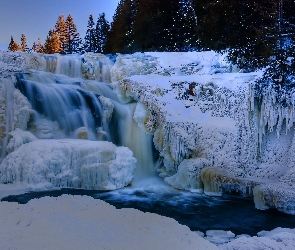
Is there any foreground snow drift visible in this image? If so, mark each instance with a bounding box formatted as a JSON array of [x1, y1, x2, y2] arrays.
[[0, 195, 217, 250], [0, 138, 136, 190]]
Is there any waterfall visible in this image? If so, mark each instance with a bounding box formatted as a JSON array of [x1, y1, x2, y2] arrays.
[[11, 54, 157, 185]]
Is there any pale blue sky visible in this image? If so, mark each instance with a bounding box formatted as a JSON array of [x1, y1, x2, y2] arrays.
[[0, 0, 119, 50]]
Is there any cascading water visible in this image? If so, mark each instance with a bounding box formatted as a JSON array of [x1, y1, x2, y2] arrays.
[[11, 54, 157, 186]]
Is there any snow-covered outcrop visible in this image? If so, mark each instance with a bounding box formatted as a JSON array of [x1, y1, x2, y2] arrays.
[[0, 138, 136, 190], [111, 52, 295, 213]]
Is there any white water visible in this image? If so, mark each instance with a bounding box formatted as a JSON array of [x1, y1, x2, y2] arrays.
[[10, 54, 157, 187]]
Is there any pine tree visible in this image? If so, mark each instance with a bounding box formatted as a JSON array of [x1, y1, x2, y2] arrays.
[[105, 0, 134, 53], [177, 0, 198, 51], [8, 36, 21, 52], [64, 14, 82, 54], [20, 34, 28, 52], [32, 42, 37, 52], [132, 0, 159, 52], [35, 38, 44, 53], [44, 29, 62, 54], [260, 0, 295, 85], [55, 15, 67, 53], [83, 14, 97, 52], [95, 13, 110, 53]]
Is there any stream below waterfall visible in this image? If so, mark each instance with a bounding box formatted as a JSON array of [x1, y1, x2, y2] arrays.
[[3, 187, 295, 237]]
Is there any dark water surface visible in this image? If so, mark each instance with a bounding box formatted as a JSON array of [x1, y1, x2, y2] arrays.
[[2, 188, 295, 236]]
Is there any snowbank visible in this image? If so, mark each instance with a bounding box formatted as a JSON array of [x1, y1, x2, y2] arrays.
[[0, 138, 136, 190], [0, 195, 217, 250]]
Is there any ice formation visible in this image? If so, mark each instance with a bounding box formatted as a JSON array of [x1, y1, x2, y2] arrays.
[[1, 138, 136, 190], [110, 52, 295, 213]]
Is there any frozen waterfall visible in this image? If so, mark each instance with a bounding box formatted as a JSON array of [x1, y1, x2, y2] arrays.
[[0, 53, 156, 190]]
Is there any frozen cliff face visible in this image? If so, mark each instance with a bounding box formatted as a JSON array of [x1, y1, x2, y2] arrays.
[[0, 137, 136, 191], [111, 51, 295, 213]]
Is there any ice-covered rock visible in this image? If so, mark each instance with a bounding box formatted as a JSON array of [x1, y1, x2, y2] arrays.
[[220, 228, 295, 250], [0, 139, 136, 191], [6, 129, 37, 154], [164, 158, 209, 192]]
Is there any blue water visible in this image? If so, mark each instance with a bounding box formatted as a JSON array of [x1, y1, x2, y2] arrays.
[[2, 188, 295, 236]]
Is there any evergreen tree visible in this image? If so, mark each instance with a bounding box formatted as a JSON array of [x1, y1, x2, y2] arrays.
[[32, 42, 37, 52], [132, 0, 159, 52], [95, 13, 110, 53], [177, 0, 198, 51], [105, 0, 134, 53], [44, 29, 62, 54], [8, 36, 21, 52], [20, 34, 28, 52], [259, 0, 295, 85], [55, 15, 67, 53], [35, 38, 44, 53], [83, 14, 97, 52], [64, 14, 82, 54]]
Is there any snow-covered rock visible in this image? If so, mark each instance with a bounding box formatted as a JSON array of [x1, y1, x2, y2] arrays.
[[220, 228, 295, 250], [0, 139, 136, 191]]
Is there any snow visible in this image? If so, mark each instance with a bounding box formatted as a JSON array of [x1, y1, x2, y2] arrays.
[[0, 137, 136, 191], [0, 195, 217, 250], [219, 228, 295, 250]]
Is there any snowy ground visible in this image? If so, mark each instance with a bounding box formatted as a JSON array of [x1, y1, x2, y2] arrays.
[[0, 194, 216, 250]]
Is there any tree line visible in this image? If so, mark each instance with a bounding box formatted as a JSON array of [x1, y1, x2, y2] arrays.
[[7, 0, 295, 85], [9, 13, 110, 54]]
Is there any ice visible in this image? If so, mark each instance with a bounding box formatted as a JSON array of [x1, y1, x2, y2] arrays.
[[220, 228, 295, 250], [6, 128, 37, 154], [205, 230, 235, 245], [0, 139, 136, 191], [164, 158, 209, 192]]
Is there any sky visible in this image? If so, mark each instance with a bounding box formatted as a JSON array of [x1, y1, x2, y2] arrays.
[[0, 0, 120, 51]]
